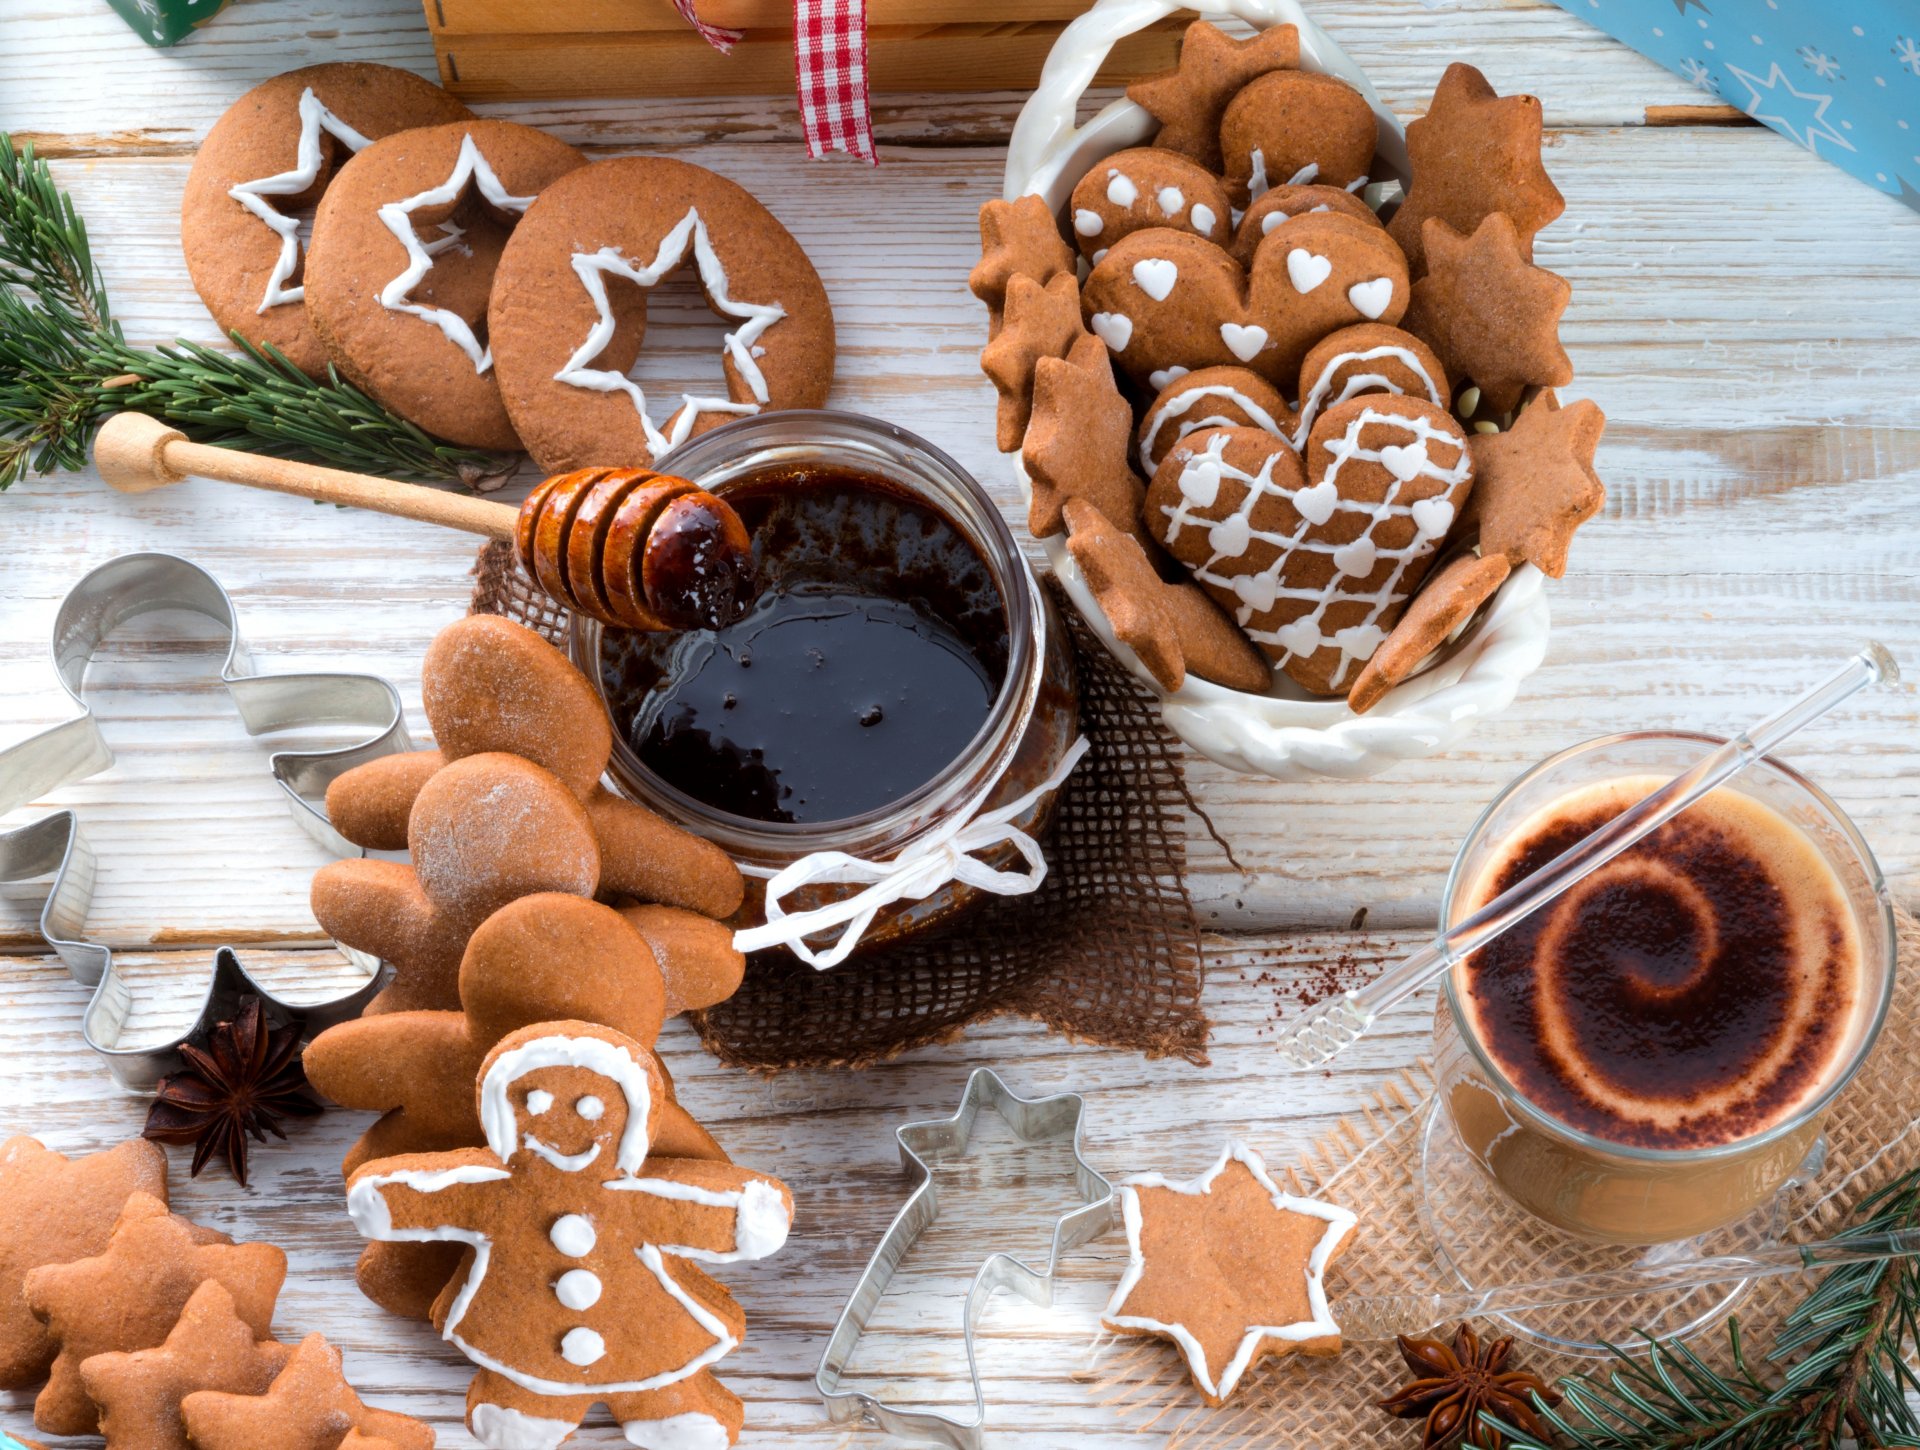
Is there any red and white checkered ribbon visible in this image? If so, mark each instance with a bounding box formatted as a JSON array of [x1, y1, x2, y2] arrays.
[[671, 0, 744, 52], [793, 0, 878, 163]]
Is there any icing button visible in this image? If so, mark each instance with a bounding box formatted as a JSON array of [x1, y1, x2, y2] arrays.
[[550, 1213, 596, 1257], [560, 1326, 607, 1366], [554, 1268, 603, 1311]]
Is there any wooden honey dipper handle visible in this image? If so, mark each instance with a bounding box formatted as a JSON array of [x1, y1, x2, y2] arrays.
[[93, 412, 519, 542]]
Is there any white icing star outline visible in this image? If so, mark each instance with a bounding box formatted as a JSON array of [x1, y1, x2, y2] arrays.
[[1103, 1141, 1355, 1402], [375, 133, 539, 375], [227, 88, 373, 314], [553, 208, 787, 458]]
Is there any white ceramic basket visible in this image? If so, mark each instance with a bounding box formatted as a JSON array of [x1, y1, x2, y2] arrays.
[[1003, 0, 1551, 781]]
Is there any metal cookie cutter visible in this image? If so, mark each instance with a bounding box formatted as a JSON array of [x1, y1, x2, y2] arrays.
[[816, 1068, 1116, 1448], [0, 553, 411, 1091]]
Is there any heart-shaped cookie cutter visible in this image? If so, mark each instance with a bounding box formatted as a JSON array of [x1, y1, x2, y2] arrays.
[[815, 1068, 1116, 1448], [0, 552, 411, 1090]]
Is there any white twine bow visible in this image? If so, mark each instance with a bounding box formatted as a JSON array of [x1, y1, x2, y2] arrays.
[[731, 735, 1091, 970]]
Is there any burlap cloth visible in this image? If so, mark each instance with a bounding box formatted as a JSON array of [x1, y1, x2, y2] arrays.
[[469, 540, 1210, 1071], [1085, 907, 1920, 1447]]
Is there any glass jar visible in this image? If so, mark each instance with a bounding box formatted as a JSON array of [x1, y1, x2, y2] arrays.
[[1434, 732, 1896, 1245], [571, 410, 1079, 956]]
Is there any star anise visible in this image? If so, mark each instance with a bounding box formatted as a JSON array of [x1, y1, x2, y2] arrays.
[[1380, 1323, 1561, 1449], [142, 996, 323, 1188]]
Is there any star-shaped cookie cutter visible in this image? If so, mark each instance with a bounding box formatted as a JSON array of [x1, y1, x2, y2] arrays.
[[815, 1068, 1116, 1449], [0, 552, 411, 1091]]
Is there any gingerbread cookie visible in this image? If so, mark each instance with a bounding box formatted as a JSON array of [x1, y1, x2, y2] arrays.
[[968, 193, 1077, 337], [1103, 1142, 1356, 1406], [78, 1280, 290, 1450], [22, 1194, 284, 1436], [1294, 323, 1450, 442], [1346, 550, 1511, 714], [1068, 148, 1231, 264], [180, 64, 473, 378], [1465, 389, 1606, 577], [618, 903, 746, 1017], [1137, 366, 1295, 477], [347, 1020, 793, 1449], [1146, 396, 1473, 695], [1021, 333, 1149, 544], [1401, 213, 1572, 415], [304, 119, 586, 449], [1388, 62, 1565, 277], [980, 273, 1087, 452], [1126, 22, 1300, 173], [0, 1137, 170, 1390], [489, 156, 835, 473], [1065, 499, 1270, 695], [179, 1333, 433, 1450], [1080, 213, 1409, 393], [1220, 70, 1379, 210], [1229, 184, 1381, 267]]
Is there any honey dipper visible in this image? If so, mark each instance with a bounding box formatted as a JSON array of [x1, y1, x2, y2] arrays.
[[91, 413, 755, 631]]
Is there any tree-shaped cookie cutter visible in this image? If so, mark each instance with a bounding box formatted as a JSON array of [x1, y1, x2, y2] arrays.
[[816, 1068, 1116, 1448], [0, 552, 411, 1091]]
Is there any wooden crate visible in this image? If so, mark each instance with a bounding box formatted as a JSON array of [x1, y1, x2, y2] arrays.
[[421, 0, 1182, 100]]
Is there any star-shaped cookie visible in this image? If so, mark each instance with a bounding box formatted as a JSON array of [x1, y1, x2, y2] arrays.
[[21, 1193, 285, 1436], [1403, 213, 1572, 416], [0, 1136, 168, 1390], [1103, 1142, 1356, 1406], [1022, 333, 1150, 545], [1388, 61, 1565, 277], [967, 194, 1075, 337], [980, 272, 1087, 452], [1466, 389, 1606, 577], [1126, 21, 1301, 172], [1347, 550, 1512, 714], [78, 1280, 290, 1450], [180, 1333, 435, 1450]]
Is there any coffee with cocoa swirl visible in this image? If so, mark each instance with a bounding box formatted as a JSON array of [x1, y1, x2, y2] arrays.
[[1457, 778, 1863, 1151]]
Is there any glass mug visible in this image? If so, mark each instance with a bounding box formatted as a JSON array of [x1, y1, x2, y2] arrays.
[[1433, 733, 1896, 1245]]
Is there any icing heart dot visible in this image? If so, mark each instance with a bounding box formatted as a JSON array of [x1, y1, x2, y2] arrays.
[[1090, 311, 1134, 352], [1234, 572, 1279, 614], [1411, 496, 1456, 538], [1132, 258, 1178, 302], [1149, 365, 1190, 392], [1208, 513, 1253, 558], [1286, 248, 1333, 294], [1378, 441, 1429, 483], [1293, 478, 1339, 527], [1274, 619, 1324, 658], [1191, 203, 1217, 235], [1157, 186, 1184, 216], [1179, 459, 1222, 509], [1106, 171, 1138, 207], [1219, 322, 1268, 362], [1333, 537, 1378, 577], [1347, 277, 1394, 319], [1073, 208, 1103, 237], [1334, 622, 1388, 659]]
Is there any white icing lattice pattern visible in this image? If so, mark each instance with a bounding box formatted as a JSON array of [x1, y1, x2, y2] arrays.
[[1291, 343, 1445, 448]]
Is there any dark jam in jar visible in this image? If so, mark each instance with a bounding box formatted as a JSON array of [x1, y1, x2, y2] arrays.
[[598, 465, 1009, 825]]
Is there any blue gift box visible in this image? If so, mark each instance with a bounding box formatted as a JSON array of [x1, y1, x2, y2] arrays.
[[1547, 0, 1920, 212]]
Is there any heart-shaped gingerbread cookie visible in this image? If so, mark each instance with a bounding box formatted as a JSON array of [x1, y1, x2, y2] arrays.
[[1144, 395, 1473, 695], [1081, 212, 1408, 394]]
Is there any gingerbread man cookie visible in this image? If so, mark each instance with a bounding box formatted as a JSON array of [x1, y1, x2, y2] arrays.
[[1067, 148, 1231, 264], [1220, 70, 1379, 210], [1125, 22, 1300, 173], [347, 1021, 793, 1449], [489, 156, 835, 474], [180, 63, 473, 378]]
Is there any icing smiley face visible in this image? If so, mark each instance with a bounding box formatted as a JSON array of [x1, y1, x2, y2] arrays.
[[1079, 211, 1409, 393], [485, 1037, 657, 1177], [1066, 147, 1232, 264]]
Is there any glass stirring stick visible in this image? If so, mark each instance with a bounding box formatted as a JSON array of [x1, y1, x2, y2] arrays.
[[1334, 1224, 1920, 1342], [1273, 643, 1900, 1071]]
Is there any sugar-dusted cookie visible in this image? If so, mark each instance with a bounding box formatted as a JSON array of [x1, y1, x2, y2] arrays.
[[489, 156, 835, 473], [1103, 1142, 1356, 1406], [1125, 22, 1300, 172], [618, 904, 746, 1017], [1388, 62, 1565, 277], [180, 1334, 433, 1450], [78, 1281, 291, 1450], [1229, 184, 1382, 268], [1081, 213, 1408, 394], [1220, 70, 1378, 210], [1347, 550, 1511, 714], [304, 119, 587, 450], [346, 1020, 793, 1449], [0, 1137, 170, 1391], [1464, 389, 1606, 577], [180, 64, 473, 378], [1022, 333, 1150, 545], [22, 1195, 284, 1436], [1068, 148, 1231, 264], [1136, 366, 1295, 477], [980, 273, 1087, 452], [1402, 213, 1572, 415], [1065, 499, 1270, 695], [968, 193, 1077, 336], [1294, 323, 1450, 441], [1146, 395, 1473, 695]]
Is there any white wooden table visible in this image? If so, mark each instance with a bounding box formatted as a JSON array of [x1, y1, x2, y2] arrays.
[[1, 2, 1916, 1446]]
